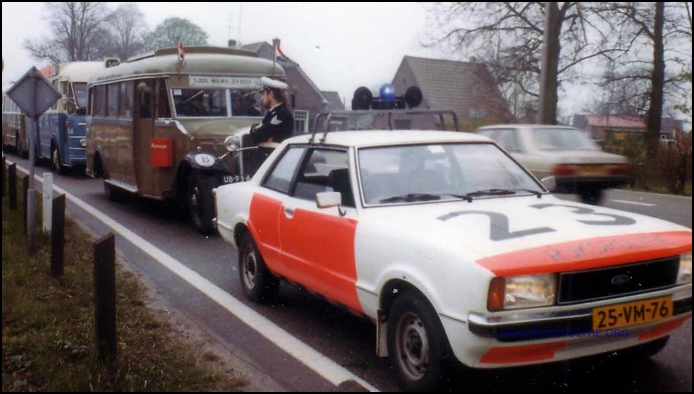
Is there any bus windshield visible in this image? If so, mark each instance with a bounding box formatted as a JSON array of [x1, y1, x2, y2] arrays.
[[172, 88, 263, 118], [73, 83, 88, 108]]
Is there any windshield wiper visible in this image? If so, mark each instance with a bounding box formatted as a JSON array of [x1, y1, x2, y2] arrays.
[[179, 90, 204, 106], [379, 193, 473, 204], [380, 193, 443, 203], [461, 188, 543, 201]]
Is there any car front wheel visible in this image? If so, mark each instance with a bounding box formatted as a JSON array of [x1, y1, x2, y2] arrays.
[[388, 291, 449, 392], [239, 232, 279, 303]]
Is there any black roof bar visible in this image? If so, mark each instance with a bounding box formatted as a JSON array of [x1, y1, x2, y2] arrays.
[[309, 109, 460, 144]]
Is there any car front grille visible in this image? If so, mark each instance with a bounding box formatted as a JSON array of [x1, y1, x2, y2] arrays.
[[558, 257, 680, 304]]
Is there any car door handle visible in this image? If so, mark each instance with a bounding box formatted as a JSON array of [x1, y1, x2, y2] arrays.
[[283, 207, 294, 218]]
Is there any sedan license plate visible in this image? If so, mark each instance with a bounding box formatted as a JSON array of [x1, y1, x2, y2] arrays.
[[592, 296, 673, 330], [223, 174, 251, 184], [579, 165, 608, 175]]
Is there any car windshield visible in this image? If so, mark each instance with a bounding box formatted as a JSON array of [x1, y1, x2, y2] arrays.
[[530, 128, 599, 151], [358, 143, 544, 205]]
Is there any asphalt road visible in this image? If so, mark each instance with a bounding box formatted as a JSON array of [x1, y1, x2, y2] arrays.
[[3, 152, 692, 392]]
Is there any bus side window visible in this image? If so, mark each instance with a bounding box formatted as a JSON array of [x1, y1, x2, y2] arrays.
[[138, 81, 152, 119], [157, 80, 171, 119], [107, 84, 120, 117], [95, 85, 107, 117], [119, 81, 132, 118]]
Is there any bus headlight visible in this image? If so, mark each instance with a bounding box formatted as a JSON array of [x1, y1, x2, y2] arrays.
[[224, 135, 240, 152], [488, 274, 556, 312], [678, 253, 692, 285]]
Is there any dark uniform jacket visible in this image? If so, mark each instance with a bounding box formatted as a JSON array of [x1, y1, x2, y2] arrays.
[[250, 103, 294, 145]]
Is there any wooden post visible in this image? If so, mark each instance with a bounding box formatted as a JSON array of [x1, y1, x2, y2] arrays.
[[1, 155, 5, 197], [8, 163, 17, 210], [22, 175, 29, 236], [94, 233, 117, 362], [50, 194, 65, 277], [43, 173, 53, 233]]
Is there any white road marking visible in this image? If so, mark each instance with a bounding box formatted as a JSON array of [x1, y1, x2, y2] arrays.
[[611, 199, 657, 207], [616, 189, 692, 200], [14, 163, 379, 392]]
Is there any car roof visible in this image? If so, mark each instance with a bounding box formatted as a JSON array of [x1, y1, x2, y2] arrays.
[[285, 130, 493, 148]]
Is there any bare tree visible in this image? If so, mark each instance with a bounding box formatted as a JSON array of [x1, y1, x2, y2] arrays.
[[595, 2, 692, 157], [105, 3, 148, 61], [425, 2, 623, 124], [23, 2, 113, 64]]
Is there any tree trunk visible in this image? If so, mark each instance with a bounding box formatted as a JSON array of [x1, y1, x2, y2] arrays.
[[539, 2, 561, 125], [646, 2, 665, 159]]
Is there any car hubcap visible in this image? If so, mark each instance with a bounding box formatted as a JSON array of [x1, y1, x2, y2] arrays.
[[242, 247, 257, 289], [396, 312, 429, 381]]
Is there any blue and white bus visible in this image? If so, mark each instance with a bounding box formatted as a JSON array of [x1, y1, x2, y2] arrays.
[[35, 62, 105, 174]]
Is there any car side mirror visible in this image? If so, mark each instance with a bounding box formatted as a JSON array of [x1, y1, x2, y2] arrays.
[[316, 191, 346, 216], [541, 176, 557, 192]]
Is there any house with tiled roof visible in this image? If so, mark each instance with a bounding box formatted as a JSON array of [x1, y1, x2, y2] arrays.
[[573, 114, 684, 146], [228, 40, 344, 133], [384, 56, 511, 131]]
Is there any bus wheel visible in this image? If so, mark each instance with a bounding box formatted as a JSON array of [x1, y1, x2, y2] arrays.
[[15, 133, 22, 156], [104, 181, 126, 202], [51, 145, 66, 175], [188, 172, 217, 235]]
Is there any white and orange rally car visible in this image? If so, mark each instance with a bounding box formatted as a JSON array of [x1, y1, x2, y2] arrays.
[[214, 129, 692, 391]]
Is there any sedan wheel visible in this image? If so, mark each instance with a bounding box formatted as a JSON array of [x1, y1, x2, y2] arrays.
[[239, 232, 279, 303], [388, 291, 449, 392]]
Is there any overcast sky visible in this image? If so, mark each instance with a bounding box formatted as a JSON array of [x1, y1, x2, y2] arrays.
[[3, 2, 606, 119]]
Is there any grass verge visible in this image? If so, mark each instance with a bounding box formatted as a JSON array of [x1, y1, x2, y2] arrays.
[[2, 190, 247, 391]]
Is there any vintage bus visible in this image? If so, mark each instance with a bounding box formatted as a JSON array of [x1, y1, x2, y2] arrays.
[[35, 62, 106, 173], [86, 46, 284, 234], [1, 85, 28, 156]]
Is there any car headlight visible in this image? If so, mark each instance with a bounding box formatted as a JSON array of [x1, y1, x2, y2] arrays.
[[678, 252, 692, 285], [224, 135, 240, 152], [488, 274, 556, 312]]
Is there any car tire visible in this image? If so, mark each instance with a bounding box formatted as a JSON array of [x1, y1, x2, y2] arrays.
[[188, 171, 218, 235], [238, 232, 279, 303], [388, 291, 449, 392], [579, 186, 604, 205]]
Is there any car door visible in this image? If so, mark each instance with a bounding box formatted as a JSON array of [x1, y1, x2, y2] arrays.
[[252, 145, 307, 274], [278, 147, 362, 313]]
